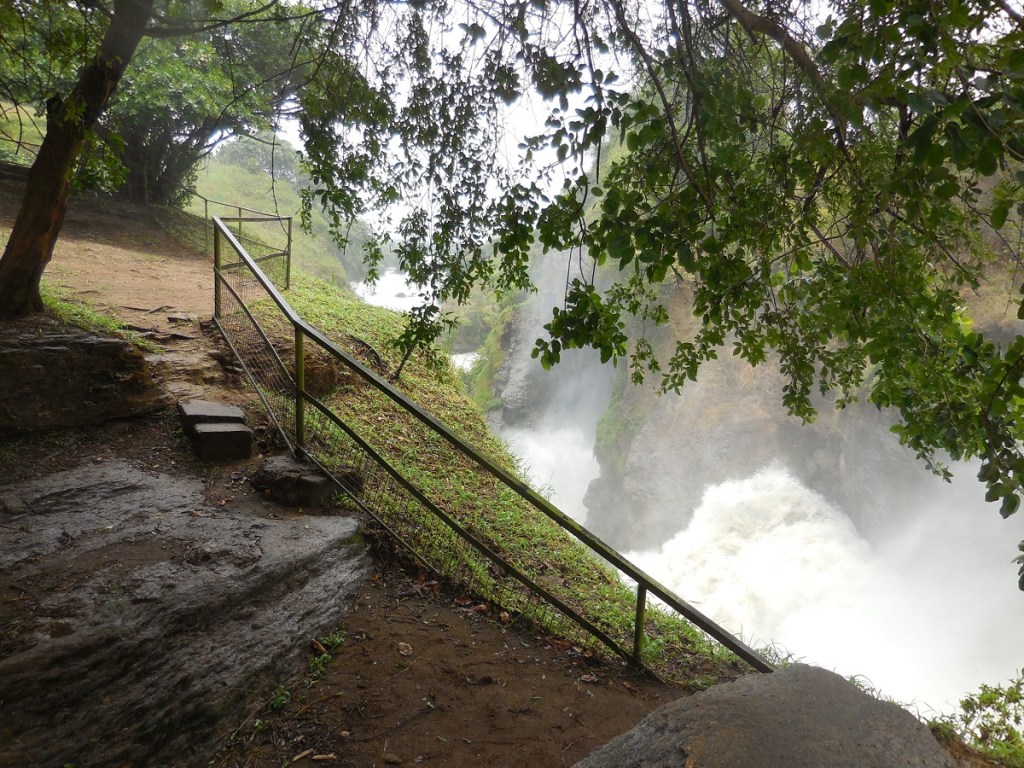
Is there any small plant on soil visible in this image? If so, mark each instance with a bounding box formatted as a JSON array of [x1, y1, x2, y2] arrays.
[[321, 628, 346, 650], [937, 671, 1024, 767], [267, 687, 291, 712]]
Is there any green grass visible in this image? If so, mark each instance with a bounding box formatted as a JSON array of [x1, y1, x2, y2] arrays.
[[0, 102, 43, 166], [40, 281, 160, 353]]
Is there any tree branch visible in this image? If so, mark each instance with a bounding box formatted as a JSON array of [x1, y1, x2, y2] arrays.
[[717, 0, 850, 150]]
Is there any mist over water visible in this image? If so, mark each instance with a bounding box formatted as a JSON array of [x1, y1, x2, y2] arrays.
[[353, 269, 423, 312], [500, 424, 598, 523], [628, 464, 1024, 713], [491, 343, 613, 524]]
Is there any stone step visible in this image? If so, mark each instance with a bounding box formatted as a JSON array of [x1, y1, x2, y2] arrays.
[[192, 422, 253, 462], [178, 399, 252, 462], [177, 399, 247, 434]]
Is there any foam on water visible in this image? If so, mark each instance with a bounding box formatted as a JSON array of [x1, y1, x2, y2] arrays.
[[628, 465, 1024, 714], [353, 269, 424, 312]]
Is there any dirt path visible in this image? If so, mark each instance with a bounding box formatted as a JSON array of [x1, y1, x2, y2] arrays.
[[0, 180, 212, 329]]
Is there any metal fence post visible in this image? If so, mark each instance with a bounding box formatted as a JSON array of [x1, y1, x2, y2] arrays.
[[633, 585, 647, 665], [213, 223, 221, 319], [294, 326, 305, 455], [286, 216, 293, 290]]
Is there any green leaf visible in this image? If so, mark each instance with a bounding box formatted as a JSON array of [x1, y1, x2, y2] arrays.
[[991, 197, 1011, 229], [1000, 493, 1020, 519]]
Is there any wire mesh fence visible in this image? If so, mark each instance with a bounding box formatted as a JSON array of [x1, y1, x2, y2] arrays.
[[181, 195, 292, 288], [211, 216, 773, 682]]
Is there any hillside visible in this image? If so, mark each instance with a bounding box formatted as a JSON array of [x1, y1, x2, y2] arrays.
[[0, 178, 689, 766]]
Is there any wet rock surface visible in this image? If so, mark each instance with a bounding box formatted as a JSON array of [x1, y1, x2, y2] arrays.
[[574, 664, 957, 768], [0, 459, 370, 768]]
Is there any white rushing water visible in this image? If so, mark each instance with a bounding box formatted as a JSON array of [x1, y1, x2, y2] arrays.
[[500, 424, 599, 523], [628, 465, 1024, 714]]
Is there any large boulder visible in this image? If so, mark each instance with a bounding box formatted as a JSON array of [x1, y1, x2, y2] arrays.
[[0, 316, 171, 433], [574, 664, 956, 768]]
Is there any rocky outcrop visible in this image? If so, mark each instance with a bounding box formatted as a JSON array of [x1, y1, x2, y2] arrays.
[[0, 460, 370, 768], [574, 664, 956, 768], [0, 316, 171, 433]]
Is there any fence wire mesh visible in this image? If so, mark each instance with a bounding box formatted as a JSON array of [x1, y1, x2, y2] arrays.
[[212, 218, 772, 682]]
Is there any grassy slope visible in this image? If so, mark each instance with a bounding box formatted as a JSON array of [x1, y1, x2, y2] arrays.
[[190, 159, 360, 288], [250, 272, 741, 689]]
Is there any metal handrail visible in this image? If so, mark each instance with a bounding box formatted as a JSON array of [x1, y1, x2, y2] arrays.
[[192, 193, 288, 219], [185, 199, 292, 289], [212, 215, 773, 675]]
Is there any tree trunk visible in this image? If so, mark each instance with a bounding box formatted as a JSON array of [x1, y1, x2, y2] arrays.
[[0, 0, 153, 316]]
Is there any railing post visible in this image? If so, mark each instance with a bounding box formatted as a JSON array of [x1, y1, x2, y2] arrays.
[[633, 585, 647, 665], [285, 216, 293, 290], [294, 325, 305, 455], [213, 222, 221, 320]]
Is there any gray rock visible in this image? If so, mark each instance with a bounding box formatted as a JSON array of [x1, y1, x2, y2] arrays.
[[251, 454, 339, 508], [178, 398, 247, 432], [0, 460, 370, 767], [573, 664, 955, 768], [0, 316, 171, 434], [193, 421, 253, 461]]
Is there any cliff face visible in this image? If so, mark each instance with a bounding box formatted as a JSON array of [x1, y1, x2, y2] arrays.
[[489, 274, 1023, 553]]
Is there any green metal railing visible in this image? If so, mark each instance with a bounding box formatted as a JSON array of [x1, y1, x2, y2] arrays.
[[211, 215, 773, 678], [181, 194, 292, 288]]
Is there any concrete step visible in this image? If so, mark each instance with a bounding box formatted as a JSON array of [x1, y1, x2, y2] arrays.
[[177, 399, 246, 432], [192, 422, 253, 461], [178, 399, 252, 461]]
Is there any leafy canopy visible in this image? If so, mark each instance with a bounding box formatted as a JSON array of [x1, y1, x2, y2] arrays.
[[296, 0, 1024, 586], [0, 0, 323, 204]]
